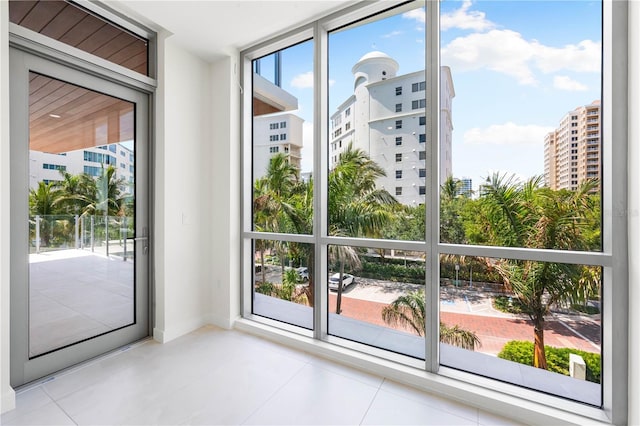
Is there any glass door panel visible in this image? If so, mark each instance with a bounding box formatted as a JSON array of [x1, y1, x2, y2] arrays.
[[28, 72, 136, 357]]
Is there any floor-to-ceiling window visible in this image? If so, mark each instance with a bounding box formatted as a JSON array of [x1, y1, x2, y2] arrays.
[[241, 1, 627, 423]]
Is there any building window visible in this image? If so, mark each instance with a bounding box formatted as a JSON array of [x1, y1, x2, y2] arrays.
[[395, 86, 402, 95], [395, 187, 402, 196], [280, 121, 286, 128], [395, 103, 402, 112], [280, 134, 287, 140], [269, 146, 279, 153], [419, 134, 426, 143], [42, 163, 66, 171], [345, 122, 351, 131], [269, 135, 278, 141], [395, 170, 402, 179], [419, 150, 426, 160], [412, 99, 426, 110], [419, 116, 426, 126], [345, 107, 351, 116], [412, 81, 426, 92], [419, 185, 425, 195], [395, 120, 402, 129], [395, 137, 402, 146], [419, 168, 426, 177], [395, 153, 402, 162]]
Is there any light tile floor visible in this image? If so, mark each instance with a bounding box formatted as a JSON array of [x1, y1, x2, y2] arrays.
[[1, 326, 523, 425]]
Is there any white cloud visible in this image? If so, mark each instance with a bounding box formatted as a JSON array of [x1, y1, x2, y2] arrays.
[[463, 122, 554, 146], [291, 71, 313, 89], [382, 30, 403, 39], [441, 29, 601, 85], [534, 40, 601, 73], [553, 75, 588, 91], [402, 8, 425, 25], [440, 0, 495, 32], [291, 71, 335, 89], [442, 30, 537, 84]]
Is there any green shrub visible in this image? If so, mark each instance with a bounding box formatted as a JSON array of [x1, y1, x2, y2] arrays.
[[360, 258, 426, 284], [492, 295, 527, 314], [571, 304, 600, 315], [498, 340, 601, 384]]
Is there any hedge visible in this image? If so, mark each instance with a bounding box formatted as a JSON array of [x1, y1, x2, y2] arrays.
[[498, 340, 601, 384]]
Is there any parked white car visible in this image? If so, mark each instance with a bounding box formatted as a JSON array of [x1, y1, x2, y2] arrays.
[[328, 273, 355, 291], [296, 267, 309, 281]]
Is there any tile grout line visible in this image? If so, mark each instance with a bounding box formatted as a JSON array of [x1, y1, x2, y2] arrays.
[[40, 385, 78, 426], [238, 359, 312, 425], [358, 375, 386, 425]]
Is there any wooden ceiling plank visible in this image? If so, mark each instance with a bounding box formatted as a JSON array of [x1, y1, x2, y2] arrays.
[[30, 87, 87, 121], [120, 51, 148, 70], [30, 98, 133, 142], [92, 33, 139, 61], [59, 14, 107, 48], [40, 4, 88, 40], [76, 24, 121, 53], [29, 78, 67, 105], [107, 40, 146, 66], [30, 99, 131, 141], [31, 106, 134, 153], [8, 1, 38, 25], [19, 0, 67, 33]]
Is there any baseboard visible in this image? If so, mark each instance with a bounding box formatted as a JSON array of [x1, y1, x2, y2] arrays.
[[152, 317, 208, 343], [206, 313, 239, 330], [0, 386, 16, 414]]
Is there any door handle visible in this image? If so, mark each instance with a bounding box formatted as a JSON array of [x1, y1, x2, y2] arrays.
[[126, 236, 149, 254]]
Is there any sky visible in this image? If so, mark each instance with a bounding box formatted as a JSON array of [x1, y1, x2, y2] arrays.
[[256, 0, 602, 192]]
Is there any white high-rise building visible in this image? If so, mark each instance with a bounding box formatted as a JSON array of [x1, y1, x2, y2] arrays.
[[29, 143, 135, 194], [252, 113, 304, 179], [329, 51, 455, 205]]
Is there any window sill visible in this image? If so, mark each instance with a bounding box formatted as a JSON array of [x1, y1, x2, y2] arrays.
[[234, 317, 612, 426]]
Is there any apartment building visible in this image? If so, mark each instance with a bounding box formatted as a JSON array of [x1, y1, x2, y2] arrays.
[[252, 113, 304, 179], [329, 51, 454, 205], [29, 143, 135, 192], [544, 100, 601, 192]]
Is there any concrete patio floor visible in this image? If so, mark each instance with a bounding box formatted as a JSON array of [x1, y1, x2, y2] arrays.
[[29, 249, 134, 357]]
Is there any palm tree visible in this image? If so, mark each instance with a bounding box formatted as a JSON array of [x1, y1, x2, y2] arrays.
[[328, 144, 398, 238], [382, 290, 481, 350], [82, 165, 126, 217], [328, 242, 362, 314], [29, 181, 62, 248], [473, 173, 596, 368], [52, 171, 96, 216]]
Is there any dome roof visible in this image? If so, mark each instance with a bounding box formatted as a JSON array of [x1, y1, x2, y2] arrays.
[[356, 51, 393, 62]]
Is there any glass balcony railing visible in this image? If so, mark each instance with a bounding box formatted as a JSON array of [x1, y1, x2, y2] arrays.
[[30, 214, 134, 259]]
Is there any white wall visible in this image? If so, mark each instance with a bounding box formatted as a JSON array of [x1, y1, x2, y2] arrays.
[[153, 36, 215, 342], [0, 0, 16, 414], [209, 54, 241, 329]]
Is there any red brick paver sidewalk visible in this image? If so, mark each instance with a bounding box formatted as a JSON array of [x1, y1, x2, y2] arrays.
[[329, 293, 600, 355]]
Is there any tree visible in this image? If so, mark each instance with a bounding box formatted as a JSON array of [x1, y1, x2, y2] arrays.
[[440, 177, 468, 244], [327, 144, 397, 313], [382, 289, 481, 350], [52, 171, 97, 216], [471, 173, 597, 368], [82, 165, 127, 217], [29, 181, 62, 248], [328, 242, 362, 314]]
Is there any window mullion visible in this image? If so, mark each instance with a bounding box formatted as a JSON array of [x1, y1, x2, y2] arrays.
[[314, 21, 329, 340], [425, 0, 440, 373]]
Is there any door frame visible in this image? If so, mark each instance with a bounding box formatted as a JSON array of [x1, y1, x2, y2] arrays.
[[9, 44, 153, 387]]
